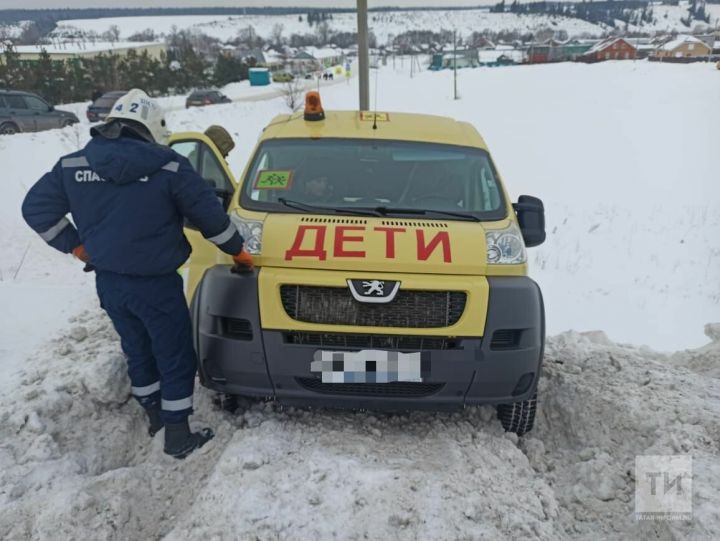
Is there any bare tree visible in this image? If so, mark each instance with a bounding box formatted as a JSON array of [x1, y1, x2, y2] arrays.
[[128, 28, 157, 42], [17, 23, 42, 45], [237, 25, 263, 49], [281, 77, 304, 111], [270, 23, 285, 48], [316, 21, 331, 45], [534, 27, 555, 43], [102, 25, 121, 44]]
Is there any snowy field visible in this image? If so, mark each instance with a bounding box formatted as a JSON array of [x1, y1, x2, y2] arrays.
[[0, 21, 31, 39], [0, 61, 718, 539], [55, 10, 607, 43], [52, 4, 720, 44]]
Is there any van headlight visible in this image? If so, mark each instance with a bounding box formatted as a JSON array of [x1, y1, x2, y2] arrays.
[[231, 213, 264, 255], [486, 223, 527, 264]]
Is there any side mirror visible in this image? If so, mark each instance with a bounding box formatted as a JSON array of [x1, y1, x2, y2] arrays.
[[513, 195, 546, 248]]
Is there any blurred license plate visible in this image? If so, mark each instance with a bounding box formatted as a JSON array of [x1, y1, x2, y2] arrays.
[[311, 350, 425, 383]]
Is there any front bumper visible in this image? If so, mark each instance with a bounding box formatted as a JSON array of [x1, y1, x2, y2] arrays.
[[192, 266, 544, 410]]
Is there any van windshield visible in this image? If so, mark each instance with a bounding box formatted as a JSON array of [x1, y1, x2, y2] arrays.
[[241, 138, 507, 221]]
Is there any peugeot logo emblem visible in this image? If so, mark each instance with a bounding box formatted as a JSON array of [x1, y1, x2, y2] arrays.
[[347, 279, 401, 304]]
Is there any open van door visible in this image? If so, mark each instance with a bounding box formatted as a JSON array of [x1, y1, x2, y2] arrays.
[[169, 131, 238, 301]]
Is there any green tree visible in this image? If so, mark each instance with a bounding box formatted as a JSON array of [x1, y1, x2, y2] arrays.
[[0, 45, 25, 89], [29, 50, 65, 103], [64, 57, 93, 102], [214, 53, 243, 87]]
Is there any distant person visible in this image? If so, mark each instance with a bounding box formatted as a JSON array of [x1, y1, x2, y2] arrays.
[[21, 89, 254, 459], [91, 88, 103, 102]]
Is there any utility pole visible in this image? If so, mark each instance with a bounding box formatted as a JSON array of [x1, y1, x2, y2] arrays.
[[453, 30, 459, 100], [357, 0, 370, 111]]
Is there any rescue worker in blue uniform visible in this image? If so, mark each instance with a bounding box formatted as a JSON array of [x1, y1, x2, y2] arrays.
[[21, 89, 254, 459]]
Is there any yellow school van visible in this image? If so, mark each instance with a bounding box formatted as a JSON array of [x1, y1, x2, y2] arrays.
[[169, 93, 546, 435]]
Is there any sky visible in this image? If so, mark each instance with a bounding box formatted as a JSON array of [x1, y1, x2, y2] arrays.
[[0, 0, 486, 8]]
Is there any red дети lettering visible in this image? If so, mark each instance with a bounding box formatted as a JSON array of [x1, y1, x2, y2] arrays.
[[334, 226, 366, 257], [285, 226, 452, 263], [416, 230, 452, 263], [284, 225, 328, 261], [373, 227, 406, 259]]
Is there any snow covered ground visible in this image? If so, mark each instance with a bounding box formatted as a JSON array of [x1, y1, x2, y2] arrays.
[[11, 40, 161, 54], [52, 3, 720, 45], [55, 9, 608, 43], [0, 60, 718, 539], [637, 4, 720, 34], [0, 22, 31, 39]]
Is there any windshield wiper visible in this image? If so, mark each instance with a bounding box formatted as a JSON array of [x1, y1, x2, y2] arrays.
[[278, 198, 382, 217], [372, 207, 481, 222]]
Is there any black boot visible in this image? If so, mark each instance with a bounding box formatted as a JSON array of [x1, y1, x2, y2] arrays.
[[163, 419, 214, 459], [146, 406, 164, 437]]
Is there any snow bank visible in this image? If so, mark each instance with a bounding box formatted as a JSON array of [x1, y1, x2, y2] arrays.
[[668, 323, 720, 378], [0, 124, 97, 395], [0, 310, 718, 539]]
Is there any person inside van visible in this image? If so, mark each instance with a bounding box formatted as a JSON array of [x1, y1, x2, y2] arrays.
[[298, 171, 334, 204]]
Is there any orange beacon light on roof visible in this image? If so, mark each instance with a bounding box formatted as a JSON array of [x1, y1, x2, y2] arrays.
[[304, 91, 325, 121]]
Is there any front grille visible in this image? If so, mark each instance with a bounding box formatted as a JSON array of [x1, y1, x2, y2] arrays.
[[280, 286, 466, 328], [284, 331, 460, 350], [296, 377, 444, 398]]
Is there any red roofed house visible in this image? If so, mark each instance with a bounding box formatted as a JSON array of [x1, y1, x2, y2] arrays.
[[580, 38, 637, 62]]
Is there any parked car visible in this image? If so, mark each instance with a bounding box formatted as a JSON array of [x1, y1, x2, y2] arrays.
[[0, 90, 79, 135], [186, 89, 232, 108], [272, 72, 295, 83], [86, 91, 127, 123]]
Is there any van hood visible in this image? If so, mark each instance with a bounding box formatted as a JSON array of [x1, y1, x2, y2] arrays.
[[258, 214, 490, 275]]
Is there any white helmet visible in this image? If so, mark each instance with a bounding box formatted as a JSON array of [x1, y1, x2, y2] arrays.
[[105, 88, 171, 145]]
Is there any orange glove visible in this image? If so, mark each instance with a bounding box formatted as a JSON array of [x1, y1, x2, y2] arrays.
[[72, 245, 90, 263], [231, 250, 254, 273]]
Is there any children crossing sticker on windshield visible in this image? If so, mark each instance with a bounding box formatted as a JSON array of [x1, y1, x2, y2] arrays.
[[254, 170, 294, 190]]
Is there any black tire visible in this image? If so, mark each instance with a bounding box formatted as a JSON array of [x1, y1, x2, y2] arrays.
[[497, 392, 537, 436], [0, 122, 19, 135], [61, 119, 75, 128]]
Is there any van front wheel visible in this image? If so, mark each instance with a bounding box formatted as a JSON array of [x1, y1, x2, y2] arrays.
[[496, 392, 537, 436]]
